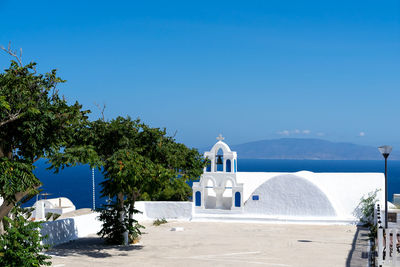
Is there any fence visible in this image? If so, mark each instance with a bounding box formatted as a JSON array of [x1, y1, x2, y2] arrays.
[[376, 203, 400, 267]]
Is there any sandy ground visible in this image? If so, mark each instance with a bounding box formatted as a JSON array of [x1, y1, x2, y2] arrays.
[[47, 221, 364, 267]]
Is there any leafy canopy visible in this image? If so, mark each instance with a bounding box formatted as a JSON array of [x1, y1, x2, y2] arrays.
[[50, 116, 205, 245], [51, 116, 205, 201], [0, 60, 88, 205]]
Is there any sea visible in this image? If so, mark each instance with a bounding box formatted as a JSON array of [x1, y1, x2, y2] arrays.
[[24, 159, 400, 209]]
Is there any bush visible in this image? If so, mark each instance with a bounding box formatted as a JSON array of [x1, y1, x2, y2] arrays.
[[0, 207, 51, 267], [153, 218, 168, 226], [358, 189, 380, 228], [97, 201, 144, 245], [45, 212, 60, 221], [356, 189, 380, 265]]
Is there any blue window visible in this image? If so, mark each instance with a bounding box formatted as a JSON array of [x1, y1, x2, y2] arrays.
[[195, 191, 201, 206], [235, 192, 241, 207], [234, 159, 237, 173], [252, 195, 259, 201], [226, 159, 231, 172]]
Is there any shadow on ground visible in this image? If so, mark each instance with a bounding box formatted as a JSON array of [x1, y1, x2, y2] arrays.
[[345, 226, 370, 267], [46, 236, 143, 258]]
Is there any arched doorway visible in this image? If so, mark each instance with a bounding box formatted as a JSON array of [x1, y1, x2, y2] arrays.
[[221, 179, 233, 209], [205, 178, 216, 209]]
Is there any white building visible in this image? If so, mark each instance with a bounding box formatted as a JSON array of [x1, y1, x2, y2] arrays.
[[193, 136, 385, 222], [32, 197, 76, 221]]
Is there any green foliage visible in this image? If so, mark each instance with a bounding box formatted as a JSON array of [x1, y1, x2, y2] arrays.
[[356, 189, 380, 250], [0, 158, 39, 203], [97, 201, 144, 245], [0, 207, 51, 267], [45, 212, 53, 221], [52, 213, 60, 221], [153, 218, 167, 226], [0, 59, 88, 207], [51, 116, 205, 244], [0, 57, 86, 265], [50, 116, 206, 201], [44, 212, 60, 221], [358, 189, 380, 227]]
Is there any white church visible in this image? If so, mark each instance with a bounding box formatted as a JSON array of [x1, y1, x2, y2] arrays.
[[192, 135, 385, 222]]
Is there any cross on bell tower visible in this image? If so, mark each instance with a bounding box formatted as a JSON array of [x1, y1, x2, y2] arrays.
[[216, 134, 224, 141]]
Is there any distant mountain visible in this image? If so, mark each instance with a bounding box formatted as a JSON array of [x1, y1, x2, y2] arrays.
[[203, 138, 400, 160]]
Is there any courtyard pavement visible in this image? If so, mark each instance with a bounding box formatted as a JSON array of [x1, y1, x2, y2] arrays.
[[47, 221, 369, 267]]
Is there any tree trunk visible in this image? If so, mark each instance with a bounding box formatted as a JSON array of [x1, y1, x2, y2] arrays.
[[129, 193, 137, 221], [117, 192, 128, 245], [0, 201, 15, 235], [0, 188, 38, 235]]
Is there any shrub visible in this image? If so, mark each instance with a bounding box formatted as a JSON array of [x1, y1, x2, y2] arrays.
[[358, 189, 380, 228], [0, 207, 51, 267], [97, 201, 144, 245], [153, 218, 168, 226], [45, 212, 61, 221]]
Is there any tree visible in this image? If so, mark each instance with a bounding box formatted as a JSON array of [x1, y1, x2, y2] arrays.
[[51, 116, 205, 244], [0, 48, 88, 233]]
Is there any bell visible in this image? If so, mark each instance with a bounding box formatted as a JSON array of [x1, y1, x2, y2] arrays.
[[216, 155, 223, 165]]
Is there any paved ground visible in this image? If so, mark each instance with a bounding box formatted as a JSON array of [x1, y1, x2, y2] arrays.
[[47, 221, 368, 267]]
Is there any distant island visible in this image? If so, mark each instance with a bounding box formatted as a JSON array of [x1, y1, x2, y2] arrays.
[[201, 138, 400, 160]]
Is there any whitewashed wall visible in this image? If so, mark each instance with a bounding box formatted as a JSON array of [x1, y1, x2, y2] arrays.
[[237, 171, 384, 220], [40, 202, 192, 246], [244, 174, 337, 216], [40, 218, 77, 246], [134, 201, 192, 220], [41, 212, 102, 246]]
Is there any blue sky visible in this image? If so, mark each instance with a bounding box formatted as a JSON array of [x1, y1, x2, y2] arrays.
[[0, 0, 399, 149]]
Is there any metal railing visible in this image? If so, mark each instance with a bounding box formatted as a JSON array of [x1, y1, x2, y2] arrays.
[[376, 203, 400, 267]]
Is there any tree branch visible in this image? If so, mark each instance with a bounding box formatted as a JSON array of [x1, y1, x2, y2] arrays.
[[94, 102, 106, 121], [1, 42, 23, 67], [0, 186, 40, 224], [0, 112, 21, 127]]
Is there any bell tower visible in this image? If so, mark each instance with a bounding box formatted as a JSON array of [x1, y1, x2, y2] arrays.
[[192, 135, 243, 212], [203, 134, 237, 173]]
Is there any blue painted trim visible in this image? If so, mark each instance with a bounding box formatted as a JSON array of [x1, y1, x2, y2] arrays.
[[195, 191, 201, 206], [235, 192, 241, 207], [226, 159, 231, 172]]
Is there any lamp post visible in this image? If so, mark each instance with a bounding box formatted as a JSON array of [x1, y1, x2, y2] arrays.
[[378, 145, 392, 229]]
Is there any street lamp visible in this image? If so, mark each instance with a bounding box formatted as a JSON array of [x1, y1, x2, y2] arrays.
[[378, 145, 392, 229]]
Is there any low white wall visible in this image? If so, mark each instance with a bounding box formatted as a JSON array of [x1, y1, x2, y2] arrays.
[[74, 212, 103, 237], [135, 201, 192, 220], [40, 218, 77, 246], [41, 212, 102, 246], [40, 202, 192, 246]]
